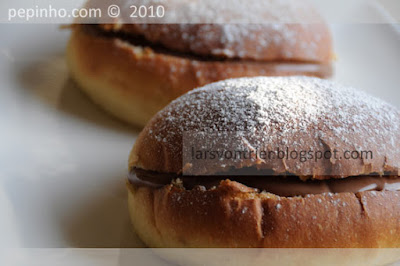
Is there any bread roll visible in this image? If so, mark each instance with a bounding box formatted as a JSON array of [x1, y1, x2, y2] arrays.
[[128, 77, 400, 253], [67, 0, 333, 127]]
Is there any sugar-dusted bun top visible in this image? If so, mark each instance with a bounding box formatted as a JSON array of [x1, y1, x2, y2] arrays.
[[93, 0, 332, 62], [130, 76, 400, 179]]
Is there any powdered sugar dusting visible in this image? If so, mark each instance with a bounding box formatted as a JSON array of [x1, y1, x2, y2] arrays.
[[112, 0, 328, 60], [118, 0, 320, 23], [146, 76, 400, 177], [165, 76, 398, 136]]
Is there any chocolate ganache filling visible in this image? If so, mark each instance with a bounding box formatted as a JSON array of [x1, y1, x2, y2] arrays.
[[129, 168, 400, 197], [80, 24, 332, 77]]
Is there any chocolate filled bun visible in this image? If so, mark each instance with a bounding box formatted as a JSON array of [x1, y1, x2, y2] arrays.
[[127, 76, 400, 249], [66, 0, 333, 127]]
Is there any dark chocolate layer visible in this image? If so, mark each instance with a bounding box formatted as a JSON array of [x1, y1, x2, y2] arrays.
[[80, 24, 332, 78], [130, 168, 400, 197]]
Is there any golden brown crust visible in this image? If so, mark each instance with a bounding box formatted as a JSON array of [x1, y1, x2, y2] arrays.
[[127, 180, 400, 248], [84, 0, 334, 62], [129, 76, 400, 179], [67, 25, 332, 127], [101, 23, 333, 63]]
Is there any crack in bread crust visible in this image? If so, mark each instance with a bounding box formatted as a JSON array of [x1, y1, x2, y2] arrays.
[[127, 180, 400, 248]]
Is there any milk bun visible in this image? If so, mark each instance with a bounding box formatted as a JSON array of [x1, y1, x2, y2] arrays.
[[66, 0, 333, 127], [128, 76, 400, 252]]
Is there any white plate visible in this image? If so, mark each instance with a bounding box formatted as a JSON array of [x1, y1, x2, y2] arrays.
[[0, 24, 143, 248], [1, 2, 400, 266]]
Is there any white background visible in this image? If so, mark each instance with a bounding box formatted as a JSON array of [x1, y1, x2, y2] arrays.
[[0, 0, 400, 265]]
